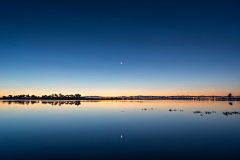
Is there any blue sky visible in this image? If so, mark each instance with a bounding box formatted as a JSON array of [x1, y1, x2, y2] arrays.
[[0, 0, 240, 96]]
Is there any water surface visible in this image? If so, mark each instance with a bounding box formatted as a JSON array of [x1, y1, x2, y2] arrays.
[[0, 100, 239, 160]]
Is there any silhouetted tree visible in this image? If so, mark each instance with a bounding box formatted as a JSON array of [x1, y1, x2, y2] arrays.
[[19, 94, 25, 98], [75, 93, 81, 98], [228, 93, 232, 98], [58, 93, 63, 98]]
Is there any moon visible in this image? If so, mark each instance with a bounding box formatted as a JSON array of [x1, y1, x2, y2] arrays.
[[120, 62, 122, 64]]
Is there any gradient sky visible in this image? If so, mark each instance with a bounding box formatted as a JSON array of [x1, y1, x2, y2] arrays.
[[0, 0, 240, 96]]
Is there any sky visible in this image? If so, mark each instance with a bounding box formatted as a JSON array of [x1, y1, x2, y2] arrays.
[[0, 0, 240, 96]]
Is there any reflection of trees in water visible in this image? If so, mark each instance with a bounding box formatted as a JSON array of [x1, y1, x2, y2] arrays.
[[223, 111, 240, 116], [41, 101, 81, 106], [193, 111, 217, 114], [192, 110, 240, 116], [192, 111, 217, 116], [169, 109, 184, 112], [2, 101, 81, 106], [3, 101, 40, 105]]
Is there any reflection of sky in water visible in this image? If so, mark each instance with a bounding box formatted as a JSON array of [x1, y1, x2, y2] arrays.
[[0, 100, 239, 159]]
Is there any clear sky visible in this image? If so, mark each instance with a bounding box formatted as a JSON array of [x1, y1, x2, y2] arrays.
[[0, 0, 240, 96]]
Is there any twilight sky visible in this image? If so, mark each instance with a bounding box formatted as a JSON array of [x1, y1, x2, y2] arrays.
[[0, 0, 240, 96]]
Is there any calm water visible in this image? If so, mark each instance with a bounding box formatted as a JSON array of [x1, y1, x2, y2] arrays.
[[0, 100, 239, 160]]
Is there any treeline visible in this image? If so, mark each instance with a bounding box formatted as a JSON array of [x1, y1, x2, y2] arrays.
[[1, 100, 81, 106], [1, 93, 83, 100]]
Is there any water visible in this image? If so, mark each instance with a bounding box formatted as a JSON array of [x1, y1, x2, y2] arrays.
[[0, 100, 239, 160]]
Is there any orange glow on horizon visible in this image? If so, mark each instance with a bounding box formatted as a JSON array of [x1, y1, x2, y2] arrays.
[[0, 84, 240, 98]]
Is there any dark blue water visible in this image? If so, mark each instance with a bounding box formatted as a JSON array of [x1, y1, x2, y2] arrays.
[[0, 100, 239, 160]]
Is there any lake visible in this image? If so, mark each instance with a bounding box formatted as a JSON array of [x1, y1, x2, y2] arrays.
[[0, 100, 239, 160]]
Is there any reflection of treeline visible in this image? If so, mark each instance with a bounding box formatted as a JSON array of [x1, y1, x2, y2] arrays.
[[2, 100, 81, 106], [223, 111, 240, 116], [42, 101, 81, 106], [2, 101, 40, 105], [192, 110, 240, 116], [1, 93, 82, 100]]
